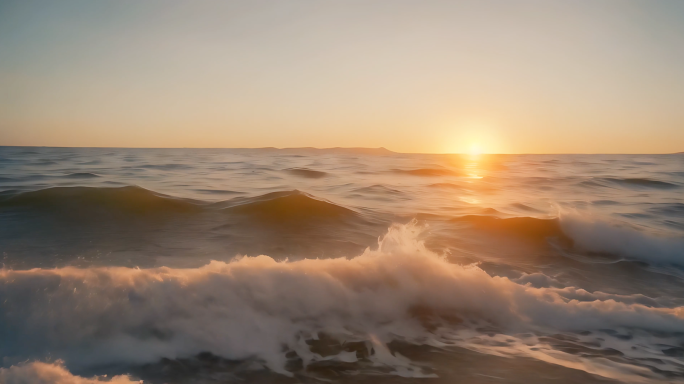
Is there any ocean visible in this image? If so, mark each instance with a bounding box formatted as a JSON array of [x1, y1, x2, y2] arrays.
[[0, 146, 683, 383]]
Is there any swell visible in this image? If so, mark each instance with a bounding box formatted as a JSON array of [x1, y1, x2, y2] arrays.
[[352, 185, 404, 195], [580, 177, 679, 190], [452, 215, 569, 243], [603, 177, 679, 189], [648, 202, 684, 216], [392, 168, 461, 177], [220, 190, 357, 223], [0, 186, 202, 216], [0, 186, 363, 231], [0, 222, 681, 382], [63, 172, 101, 179], [138, 163, 194, 171], [284, 168, 328, 179]]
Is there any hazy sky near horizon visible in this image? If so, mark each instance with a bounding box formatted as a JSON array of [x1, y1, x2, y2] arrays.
[[0, 0, 683, 153]]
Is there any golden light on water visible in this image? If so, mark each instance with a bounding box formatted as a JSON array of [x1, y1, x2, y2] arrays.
[[458, 196, 481, 204], [464, 153, 484, 179]]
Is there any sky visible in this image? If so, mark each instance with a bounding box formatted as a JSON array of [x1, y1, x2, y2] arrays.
[[0, 0, 683, 154]]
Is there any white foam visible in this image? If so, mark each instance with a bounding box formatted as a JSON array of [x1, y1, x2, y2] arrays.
[[0, 361, 140, 384], [0, 221, 682, 382], [559, 213, 684, 265]]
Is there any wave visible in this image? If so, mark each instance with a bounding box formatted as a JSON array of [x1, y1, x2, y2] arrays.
[[284, 168, 328, 179], [64, 172, 101, 178], [603, 177, 679, 189], [138, 164, 194, 171], [560, 214, 684, 265], [591, 199, 620, 206], [453, 213, 684, 266], [33, 159, 58, 165], [0, 222, 682, 382], [78, 160, 102, 165], [581, 177, 680, 190], [222, 190, 357, 223], [510, 203, 544, 213], [392, 168, 460, 177], [665, 171, 684, 178], [0, 186, 202, 216], [193, 189, 244, 195], [352, 185, 404, 195], [456, 213, 684, 265], [0, 361, 139, 384], [648, 202, 684, 217], [428, 182, 464, 189], [0, 187, 361, 229], [578, 180, 609, 189], [452, 215, 569, 243]]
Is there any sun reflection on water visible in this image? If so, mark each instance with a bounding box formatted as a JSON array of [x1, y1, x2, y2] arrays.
[[464, 153, 483, 179]]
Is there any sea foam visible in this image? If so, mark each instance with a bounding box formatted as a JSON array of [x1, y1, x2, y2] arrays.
[[1, 222, 682, 382], [560, 213, 684, 265]]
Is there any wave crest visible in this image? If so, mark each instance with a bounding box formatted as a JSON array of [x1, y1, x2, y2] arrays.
[[392, 168, 460, 177], [0, 361, 140, 384], [0, 222, 682, 381], [284, 168, 327, 179], [222, 190, 356, 223], [64, 172, 101, 179], [0, 186, 201, 216], [453, 215, 569, 243], [560, 214, 684, 265], [580, 178, 679, 190]]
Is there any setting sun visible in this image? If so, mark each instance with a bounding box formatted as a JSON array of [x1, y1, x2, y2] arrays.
[[469, 144, 483, 156]]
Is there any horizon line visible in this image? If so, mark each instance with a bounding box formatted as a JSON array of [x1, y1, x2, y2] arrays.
[[0, 145, 682, 155]]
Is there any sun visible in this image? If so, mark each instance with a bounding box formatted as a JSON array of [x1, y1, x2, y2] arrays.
[[469, 144, 482, 156]]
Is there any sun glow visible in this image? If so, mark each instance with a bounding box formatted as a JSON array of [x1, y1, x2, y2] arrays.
[[469, 144, 482, 156], [445, 119, 503, 155]]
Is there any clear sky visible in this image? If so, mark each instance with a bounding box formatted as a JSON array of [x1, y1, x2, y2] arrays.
[[0, 0, 683, 153]]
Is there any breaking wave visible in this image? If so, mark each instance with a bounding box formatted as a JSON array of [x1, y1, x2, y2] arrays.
[[454, 213, 684, 266], [1, 222, 682, 382], [560, 214, 684, 265], [0, 361, 139, 384]]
